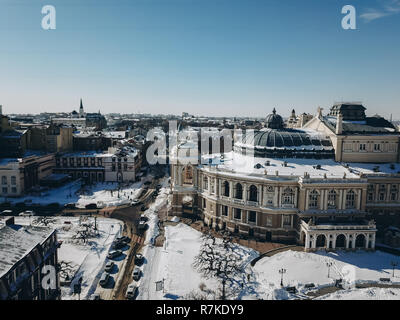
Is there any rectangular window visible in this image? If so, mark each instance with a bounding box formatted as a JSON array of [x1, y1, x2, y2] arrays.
[[359, 143, 366, 151], [1, 176, 6, 185], [283, 215, 291, 226], [11, 187, 17, 194], [11, 176, 16, 185], [2, 187, 7, 194], [266, 216, 273, 226], [222, 206, 228, 216], [248, 211, 257, 223], [374, 144, 381, 151], [234, 208, 241, 220]]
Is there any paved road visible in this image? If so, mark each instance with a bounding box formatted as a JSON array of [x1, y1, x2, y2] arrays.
[[110, 178, 161, 300]]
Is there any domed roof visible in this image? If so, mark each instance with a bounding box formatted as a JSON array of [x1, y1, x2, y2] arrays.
[[265, 108, 284, 129], [235, 128, 334, 159]]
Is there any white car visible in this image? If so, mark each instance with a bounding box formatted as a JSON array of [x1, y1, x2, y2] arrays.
[[19, 210, 35, 216], [125, 282, 138, 299]]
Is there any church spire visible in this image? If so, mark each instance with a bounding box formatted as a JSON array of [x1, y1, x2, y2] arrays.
[[79, 98, 84, 118]]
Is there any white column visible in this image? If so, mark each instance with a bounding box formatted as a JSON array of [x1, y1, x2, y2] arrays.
[[294, 188, 298, 207], [342, 190, 347, 210], [207, 176, 211, 193], [274, 187, 279, 207], [345, 235, 350, 249], [305, 234, 310, 249], [357, 189, 362, 210], [320, 190, 325, 210], [229, 181, 233, 198], [371, 233, 376, 249], [305, 189, 309, 210]]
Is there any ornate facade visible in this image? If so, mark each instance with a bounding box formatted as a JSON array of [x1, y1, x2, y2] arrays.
[[169, 107, 400, 251]]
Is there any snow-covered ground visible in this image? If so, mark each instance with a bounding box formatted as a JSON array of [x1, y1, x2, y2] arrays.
[[136, 216, 400, 300], [15, 216, 123, 300], [2, 176, 152, 208], [251, 250, 400, 299], [137, 220, 258, 300], [317, 288, 400, 300]]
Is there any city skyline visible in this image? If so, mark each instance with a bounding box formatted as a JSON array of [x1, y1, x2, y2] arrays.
[[0, 0, 399, 118]]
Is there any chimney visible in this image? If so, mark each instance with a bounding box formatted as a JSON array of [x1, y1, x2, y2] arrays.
[[336, 113, 343, 135]]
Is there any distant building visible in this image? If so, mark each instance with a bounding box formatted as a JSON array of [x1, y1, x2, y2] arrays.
[[286, 109, 313, 128], [29, 124, 73, 153], [54, 147, 141, 184], [0, 217, 60, 300], [304, 103, 400, 163], [0, 152, 55, 197], [51, 99, 107, 130]]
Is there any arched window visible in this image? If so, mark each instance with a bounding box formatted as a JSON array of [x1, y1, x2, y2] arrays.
[[249, 185, 258, 202], [223, 181, 230, 197], [327, 190, 337, 208], [183, 166, 193, 184], [235, 183, 243, 199], [203, 176, 208, 190], [282, 187, 294, 205], [309, 190, 319, 209], [346, 190, 356, 209]]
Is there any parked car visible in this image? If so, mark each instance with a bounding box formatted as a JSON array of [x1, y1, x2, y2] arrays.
[[99, 273, 110, 287], [64, 203, 76, 209], [132, 267, 141, 281], [107, 250, 122, 259], [116, 236, 130, 243], [104, 261, 115, 272], [140, 206, 147, 211], [138, 221, 146, 230], [134, 253, 144, 264], [131, 199, 141, 206], [85, 203, 97, 209], [90, 294, 101, 300], [140, 214, 147, 222], [125, 282, 138, 299], [19, 210, 35, 216], [112, 241, 126, 250], [0, 210, 13, 216]]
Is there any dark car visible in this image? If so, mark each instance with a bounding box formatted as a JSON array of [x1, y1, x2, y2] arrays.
[[134, 253, 144, 264], [64, 203, 76, 209], [85, 203, 97, 210], [116, 236, 131, 243], [140, 206, 147, 212], [112, 241, 126, 250], [107, 250, 122, 259], [99, 273, 110, 287]]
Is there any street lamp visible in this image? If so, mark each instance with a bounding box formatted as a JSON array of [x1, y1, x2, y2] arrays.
[[326, 261, 333, 278], [279, 268, 286, 287], [391, 261, 398, 278]]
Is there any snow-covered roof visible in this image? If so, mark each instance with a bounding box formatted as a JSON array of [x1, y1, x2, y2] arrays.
[[0, 221, 55, 277], [201, 152, 359, 179]]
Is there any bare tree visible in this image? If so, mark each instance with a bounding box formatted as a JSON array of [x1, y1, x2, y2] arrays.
[[32, 216, 56, 226], [193, 231, 243, 300]]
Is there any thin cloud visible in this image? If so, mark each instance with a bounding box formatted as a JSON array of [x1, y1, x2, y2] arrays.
[[360, 0, 400, 22]]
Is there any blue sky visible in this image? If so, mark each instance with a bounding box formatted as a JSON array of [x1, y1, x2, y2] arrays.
[[0, 0, 399, 118]]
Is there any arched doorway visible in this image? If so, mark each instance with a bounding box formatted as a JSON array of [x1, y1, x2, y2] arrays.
[[336, 234, 346, 249], [316, 234, 326, 248], [355, 234, 366, 248]]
